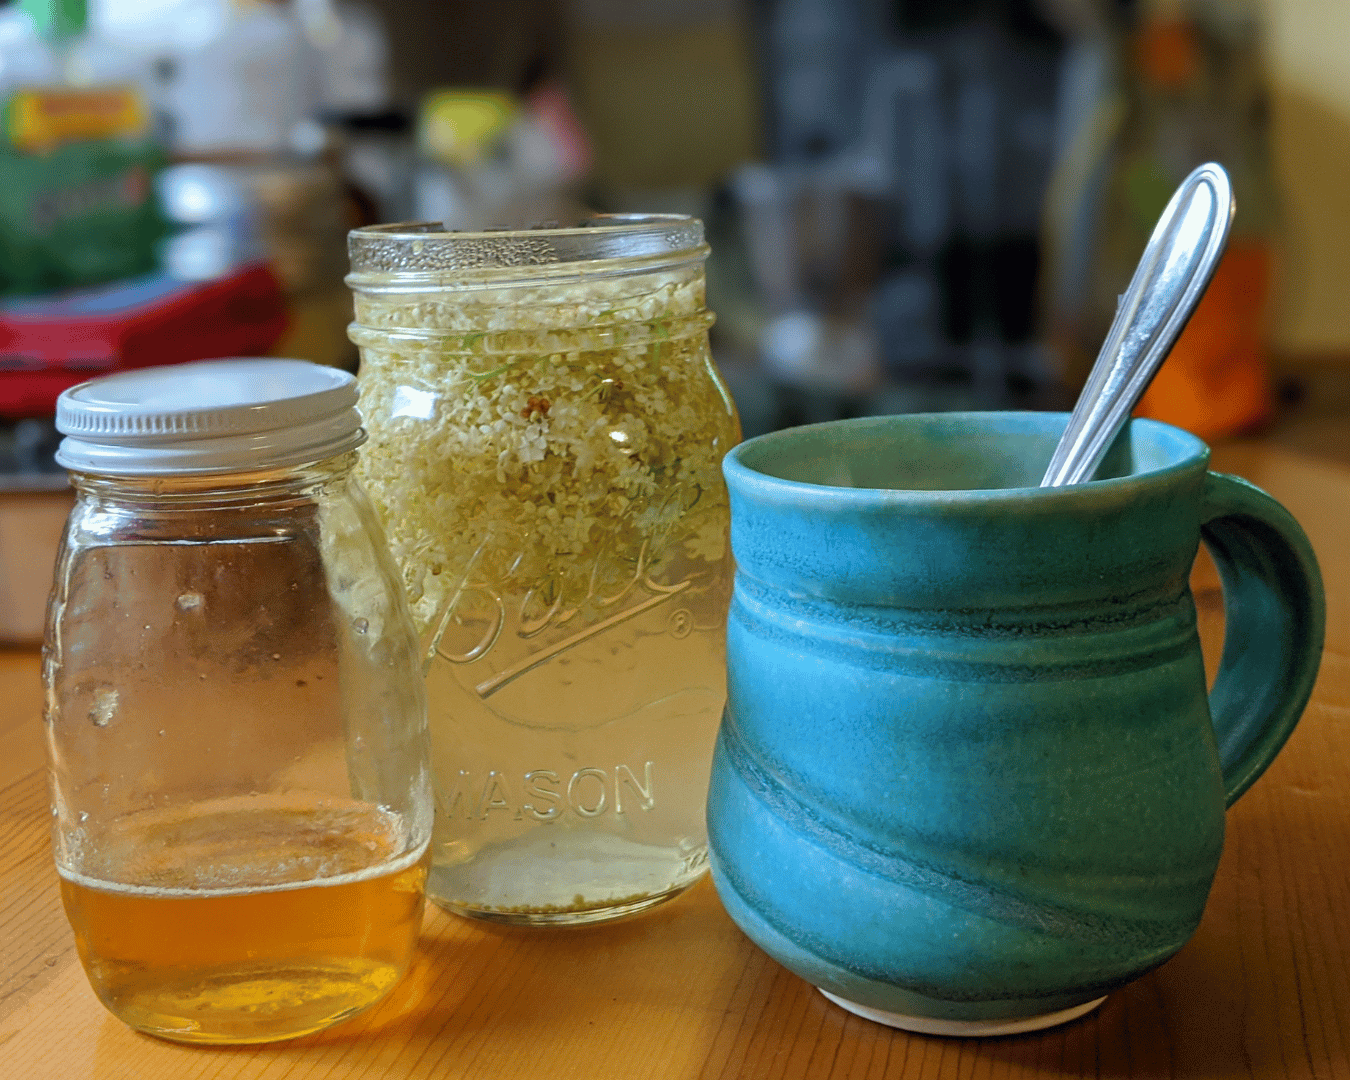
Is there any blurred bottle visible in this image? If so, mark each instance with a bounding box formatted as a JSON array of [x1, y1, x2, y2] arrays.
[[162, 0, 315, 156], [1064, 0, 1275, 439], [0, 0, 166, 294], [295, 0, 390, 118]]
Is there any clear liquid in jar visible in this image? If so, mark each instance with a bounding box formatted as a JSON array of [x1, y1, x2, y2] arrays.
[[423, 558, 726, 922]]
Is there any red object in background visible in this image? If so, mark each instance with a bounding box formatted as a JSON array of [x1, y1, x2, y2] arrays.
[[0, 265, 288, 419], [525, 83, 593, 183]]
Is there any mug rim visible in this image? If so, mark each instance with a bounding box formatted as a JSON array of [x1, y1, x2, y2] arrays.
[[724, 412, 1211, 504]]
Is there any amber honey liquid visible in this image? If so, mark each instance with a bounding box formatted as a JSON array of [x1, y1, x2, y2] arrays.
[[57, 798, 429, 1044]]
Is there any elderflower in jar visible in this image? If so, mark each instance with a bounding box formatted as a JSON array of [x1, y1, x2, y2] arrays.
[[346, 215, 740, 924]]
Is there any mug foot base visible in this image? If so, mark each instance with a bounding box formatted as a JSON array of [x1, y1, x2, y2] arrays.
[[818, 989, 1107, 1037]]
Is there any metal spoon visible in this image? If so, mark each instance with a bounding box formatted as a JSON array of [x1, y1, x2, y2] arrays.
[[1040, 162, 1235, 488]]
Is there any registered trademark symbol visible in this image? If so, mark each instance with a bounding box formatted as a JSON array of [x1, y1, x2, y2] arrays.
[[668, 608, 693, 639]]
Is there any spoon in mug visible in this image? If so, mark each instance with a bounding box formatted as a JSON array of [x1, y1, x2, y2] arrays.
[[1040, 162, 1235, 488]]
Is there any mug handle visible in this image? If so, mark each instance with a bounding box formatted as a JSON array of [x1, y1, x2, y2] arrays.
[[1200, 471, 1325, 807]]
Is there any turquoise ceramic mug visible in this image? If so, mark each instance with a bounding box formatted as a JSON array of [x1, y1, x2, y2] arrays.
[[707, 412, 1324, 1037]]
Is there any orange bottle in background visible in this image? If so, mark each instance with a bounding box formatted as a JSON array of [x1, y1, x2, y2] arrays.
[[1127, 9, 1274, 440], [1048, 2, 1277, 440], [1135, 239, 1272, 440]]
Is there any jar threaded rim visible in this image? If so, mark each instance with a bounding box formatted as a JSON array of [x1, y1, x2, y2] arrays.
[[346, 214, 707, 286]]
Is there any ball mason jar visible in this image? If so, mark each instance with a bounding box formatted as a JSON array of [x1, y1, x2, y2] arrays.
[[44, 359, 432, 1044], [346, 216, 741, 924]]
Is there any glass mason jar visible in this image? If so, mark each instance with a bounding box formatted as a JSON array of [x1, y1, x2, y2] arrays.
[[44, 359, 432, 1044], [346, 215, 741, 924]]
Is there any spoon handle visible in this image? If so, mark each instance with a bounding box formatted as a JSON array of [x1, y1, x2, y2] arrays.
[[1040, 162, 1235, 488]]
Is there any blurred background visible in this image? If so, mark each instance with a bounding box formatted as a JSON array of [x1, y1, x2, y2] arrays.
[[0, 0, 1347, 636]]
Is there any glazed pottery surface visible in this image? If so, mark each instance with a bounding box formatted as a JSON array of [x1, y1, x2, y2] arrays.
[[708, 412, 1325, 1030]]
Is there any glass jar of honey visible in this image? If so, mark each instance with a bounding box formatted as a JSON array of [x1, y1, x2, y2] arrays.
[[346, 216, 740, 924], [44, 359, 431, 1044]]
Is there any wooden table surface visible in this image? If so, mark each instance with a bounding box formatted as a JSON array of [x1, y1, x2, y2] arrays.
[[2, 438, 1347, 1079]]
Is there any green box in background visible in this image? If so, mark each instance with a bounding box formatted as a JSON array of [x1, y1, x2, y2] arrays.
[[0, 0, 166, 296], [0, 87, 166, 296]]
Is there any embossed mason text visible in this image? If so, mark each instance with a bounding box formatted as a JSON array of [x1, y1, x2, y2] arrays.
[[438, 763, 656, 821]]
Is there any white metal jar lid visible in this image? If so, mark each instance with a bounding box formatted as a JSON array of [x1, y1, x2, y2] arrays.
[[55, 358, 365, 476]]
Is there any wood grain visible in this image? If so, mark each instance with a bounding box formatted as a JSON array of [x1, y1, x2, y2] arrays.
[[1, 439, 1347, 1079]]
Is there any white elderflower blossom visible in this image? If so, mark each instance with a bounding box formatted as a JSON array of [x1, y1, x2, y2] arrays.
[[349, 263, 740, 639]]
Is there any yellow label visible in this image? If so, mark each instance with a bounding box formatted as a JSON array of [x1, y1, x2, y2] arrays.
[[420, 90, 517, 165], [8, 87, 148, 151]]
